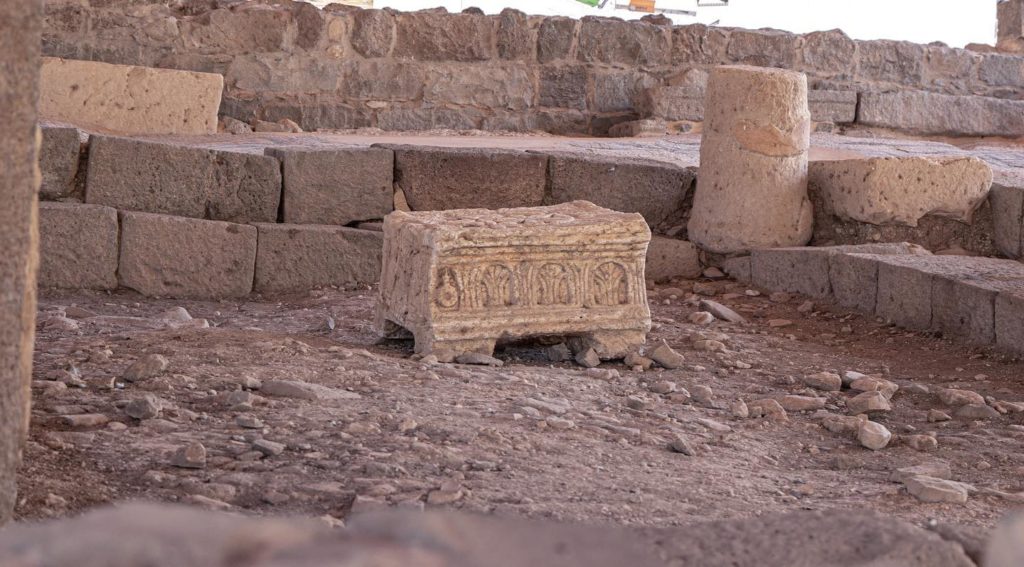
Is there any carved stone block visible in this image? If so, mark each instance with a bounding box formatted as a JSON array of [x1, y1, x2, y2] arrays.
[[376, 201, 652, 359]]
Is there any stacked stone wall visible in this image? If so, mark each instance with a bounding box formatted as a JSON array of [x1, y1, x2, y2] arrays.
[[42, 0, 1024, 136]]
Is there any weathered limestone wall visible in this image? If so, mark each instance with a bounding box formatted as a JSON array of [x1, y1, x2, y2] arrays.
[[0, 0, 42, 525], [42, 0, 1024, 136]]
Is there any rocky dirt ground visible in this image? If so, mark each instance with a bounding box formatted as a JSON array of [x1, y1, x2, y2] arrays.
[[16, 276, 1024, 534]]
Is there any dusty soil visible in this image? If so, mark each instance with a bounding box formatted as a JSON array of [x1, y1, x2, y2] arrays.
[[16, 279, 1024, 530]]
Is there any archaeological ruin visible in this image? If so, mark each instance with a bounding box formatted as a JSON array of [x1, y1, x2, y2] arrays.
[[2, 0, 1024, 564]]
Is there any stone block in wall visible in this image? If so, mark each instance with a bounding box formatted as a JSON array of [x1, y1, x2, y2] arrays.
[[40, 58, 222, 136], [726, 29, 800, 68], [253, 224, 383, 292], [85, 136, 281, 223], [874, 256, 934, 330], [979, 54, 1024, 88], [266, 147, 393, 226], [923, 46, 978, 94], [38, 202, 118, 290], [259, 98, 375, 131], [858, 90, 1024, 137], [829, 253, 882, 313], [39, 124, 82, 200], [537, 16, 576, 63], [351, 8, 394, 58], [388, 145, 547, 210], [545, 154, 694, 227], [292, 1, 326, 50], [393, 12, 494, 61], [118, 211, 257, 299], [343, 60, 425, 102], [931, 272, 997, 345], [376, 107, 483, 131], [998, 0, 1024, 45], [646, 236, 701, 283], [808, 90, 857, 123], [179, 4, 290, 54], [672, 24, 730, 65], [424, 64, 535, 111], [996, 291, 1024, 355], [990, 183, 1024, 259], [497, 8, 533, 60], [800, 29, 855, 78], [539, 65, 588, 110], [577, 17, 670, 66], [637, 86, 703, 121], [535, 110, 590, 135], [226, 54, 345, 94], [855, 40, 925, 85], [592, 70, 655, 113]]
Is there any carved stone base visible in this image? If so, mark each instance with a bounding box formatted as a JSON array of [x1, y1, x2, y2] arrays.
[[375, 201, 652, 359]]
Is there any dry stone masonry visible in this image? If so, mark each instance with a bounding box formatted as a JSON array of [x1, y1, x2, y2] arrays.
[[377, 202, 651, 358], [38, 0, 1024, 137]]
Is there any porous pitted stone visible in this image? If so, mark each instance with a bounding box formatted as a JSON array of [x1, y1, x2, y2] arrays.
[[253, 224, 383, 293], [39, 58, 222, 135], [809, 157, 992, 227], [389, 145, 547, 211], [86, 136, 281, 223], [688, 65, 813, 254], [38, 202, 118, 290], [118, 212, 257, 299], [266, 147, 393, 225], [377, 201, 651, 359]]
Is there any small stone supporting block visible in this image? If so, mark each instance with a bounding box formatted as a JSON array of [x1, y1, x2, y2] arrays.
[[39, 123, 82, 200], [266, 147, 394, 225], [86, 136, 282, 223], [376, 201, 652, 358], [253, 224, 384, 293], [119, 212, 257, 299], [39, 57, 222, 136], [38, 202, 118, 290]]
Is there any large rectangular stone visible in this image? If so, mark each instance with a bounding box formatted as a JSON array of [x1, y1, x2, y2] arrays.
[[577, 17, 670, 66], [388, 145, 547, 211], [118, 212, 256, 299], [637, 86, 703, 121], [266, 147, 393, 225], [253, 224, 383, 293], [545, 154, 694, 227], [875, 258, 933, 330], [858, 90, 1024, 137], [990, 183, 1024, 259], [392, 12, 494, 61], [39, 57, 223, 135], [39, 123, 81, 200], [38, 202, 118, 290], [808, 90, 857, 123], [86, 136, 281, 223], [376, 201, 651, 358]]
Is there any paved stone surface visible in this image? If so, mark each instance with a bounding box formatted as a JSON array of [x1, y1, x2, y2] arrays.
[[38, 202, 118, 290], [253, 224, 383, 293], [267, 146, 394, 225], [86, 136, 281, 223], [118, 212, 257, 299], [39, 58, 222, 135]]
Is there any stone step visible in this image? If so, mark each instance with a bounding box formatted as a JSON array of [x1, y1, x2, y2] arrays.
[[741, 245, 1024, 356]]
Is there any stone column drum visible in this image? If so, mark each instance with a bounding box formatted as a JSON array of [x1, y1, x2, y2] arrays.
[[376, 201, 652, 359], [0, 0, 42, 525], [688, 65, 813, 254]]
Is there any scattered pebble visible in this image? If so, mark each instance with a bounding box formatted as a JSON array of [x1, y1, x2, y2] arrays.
[[857, 421, 892, 450]]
